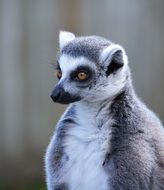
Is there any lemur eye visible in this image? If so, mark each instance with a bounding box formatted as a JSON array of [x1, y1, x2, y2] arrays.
[[56, 70, 62, 79], [77, 71, 88, 81], [71, 66, 92, 82]]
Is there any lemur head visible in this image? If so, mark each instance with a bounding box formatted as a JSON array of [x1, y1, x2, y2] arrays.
[[51, 31, 130, 104]]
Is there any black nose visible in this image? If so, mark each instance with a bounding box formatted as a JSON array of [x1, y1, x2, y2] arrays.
[[50, 86, 81, 104], [50, 86, 65, 102]]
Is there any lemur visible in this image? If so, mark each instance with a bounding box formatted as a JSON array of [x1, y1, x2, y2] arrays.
[[45, 31, 164, 190]]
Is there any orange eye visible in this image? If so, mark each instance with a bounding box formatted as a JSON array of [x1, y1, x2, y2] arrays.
[[77, 72, 88, 80], [56, 70, 62, 79]]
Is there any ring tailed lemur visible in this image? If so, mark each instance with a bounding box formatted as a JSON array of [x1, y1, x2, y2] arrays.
[[45, 31, 164, 190]]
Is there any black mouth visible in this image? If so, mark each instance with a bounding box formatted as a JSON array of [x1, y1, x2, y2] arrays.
[[52, 96, 81, 104], [50, 90, 81, 104]]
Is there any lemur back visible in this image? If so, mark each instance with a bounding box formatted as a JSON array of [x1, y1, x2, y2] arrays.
[[45, 31, 164, 190]]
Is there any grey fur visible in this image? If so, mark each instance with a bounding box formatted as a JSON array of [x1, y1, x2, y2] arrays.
[[45, 105, 76, 190], [61, 36, 111, 63], [106, 85, 164, 189], [45, 33, 164, 190]]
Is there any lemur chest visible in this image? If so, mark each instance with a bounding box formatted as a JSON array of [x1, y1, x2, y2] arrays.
[[63, 115, 112, 190]]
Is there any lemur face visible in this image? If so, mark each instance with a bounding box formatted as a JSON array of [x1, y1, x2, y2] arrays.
[[51, 31, 129, 104]]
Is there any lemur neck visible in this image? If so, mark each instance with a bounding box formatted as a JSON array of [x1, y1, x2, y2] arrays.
[[110, 83, 144, 132], [75, 81, 137, 120]]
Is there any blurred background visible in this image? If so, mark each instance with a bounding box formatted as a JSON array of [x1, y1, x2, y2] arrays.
[[0, 0, 164, 189]]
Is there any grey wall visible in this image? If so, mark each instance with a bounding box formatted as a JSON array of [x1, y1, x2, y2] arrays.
[[0, 0, 163, 189]]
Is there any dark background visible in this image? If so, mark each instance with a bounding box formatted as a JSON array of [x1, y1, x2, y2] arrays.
[[0, 0, 164, 189]]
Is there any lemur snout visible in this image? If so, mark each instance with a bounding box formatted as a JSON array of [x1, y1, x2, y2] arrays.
[[51, 86, 65, 102], [51, 85, 81, 104]]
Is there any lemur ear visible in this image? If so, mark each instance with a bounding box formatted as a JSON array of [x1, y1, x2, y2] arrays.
[[100, 44, 128, 76], [59, 31, 75, 50]]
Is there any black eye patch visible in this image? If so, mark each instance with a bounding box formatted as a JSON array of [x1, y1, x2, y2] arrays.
[[70, 66, 93, 82]]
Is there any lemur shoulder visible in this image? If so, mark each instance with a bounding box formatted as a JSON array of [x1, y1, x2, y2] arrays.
[[45, 31, 164, 190]]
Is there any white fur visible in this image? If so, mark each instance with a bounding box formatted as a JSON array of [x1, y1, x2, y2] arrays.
[[59, 54, 96, 78], [62, 103, 113, 190], [59, 31, 75, 50]]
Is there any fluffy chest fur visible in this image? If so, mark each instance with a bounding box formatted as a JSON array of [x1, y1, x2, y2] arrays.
[[63, 104, 113, 190]]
